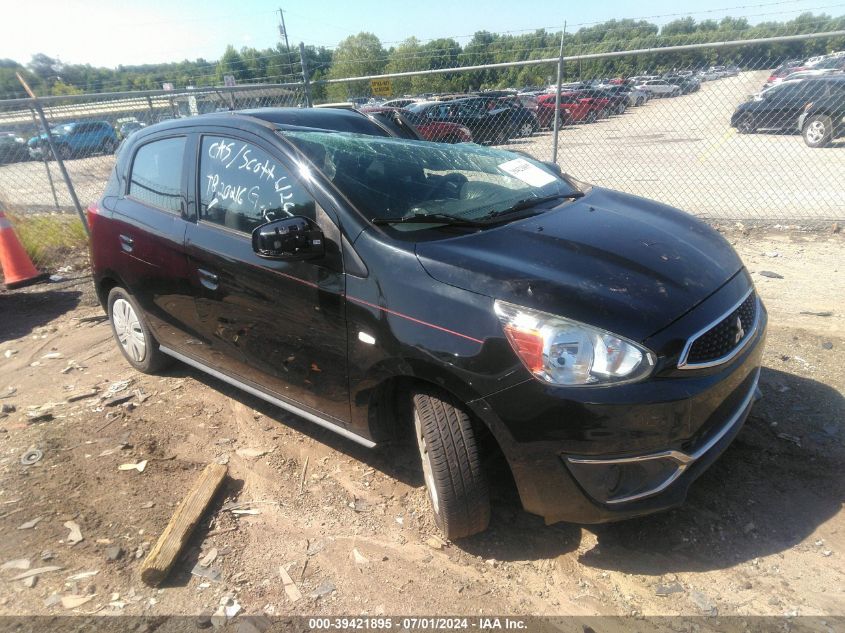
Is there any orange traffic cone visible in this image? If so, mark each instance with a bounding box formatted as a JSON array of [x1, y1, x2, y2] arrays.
[[0, 210, 48, 290]]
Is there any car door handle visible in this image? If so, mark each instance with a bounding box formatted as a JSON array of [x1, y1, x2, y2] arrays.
[[119, 234, 134, 253], [198, 268, 219, 290]]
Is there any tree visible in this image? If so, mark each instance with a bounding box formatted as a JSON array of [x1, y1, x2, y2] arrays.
[[325, 32, 386, 100], [217, 45, 248, 82], [662, 17, 697, 37]]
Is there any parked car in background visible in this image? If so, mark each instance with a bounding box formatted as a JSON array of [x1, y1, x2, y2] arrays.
[[28, 120, 119, 160], [635, 79, 682, 97], [89, 109, 766, 539], [699, 67, 725, 81], [536, 90, 610, 125], [764, 68, 841, 89], [119, 121, 146, 139], [534, 94, 572, 128], [765, 60, 806, 85], [598, 84, 649, 106], [629, 75, 660, 84], [484, 96, 540, 137], [404, 99, 512, 145], [664, 74, 701, 94], [730, 76, 842, 134], [797, 76, 845, 147], [516, 93, 539, 112], [381, 98, 419, 108], [573, 88, 628, 115], [0, 132, 29, 163], [360, 106, 472, 143]]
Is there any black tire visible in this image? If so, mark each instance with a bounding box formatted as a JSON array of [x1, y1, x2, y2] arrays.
[[736, 114, 756, 134], [615, 102, 626, 115], [107, 286, 171, 374], [412, 392, 490, 539], [802, 114, 834, 148], [101, 137, 117, 154], [636, 97, 644, 106], [57, 144, 72, 161], [586, 111, 598, 124]]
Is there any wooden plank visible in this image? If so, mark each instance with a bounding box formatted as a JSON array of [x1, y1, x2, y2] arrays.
[[140, 462, 227, 586]]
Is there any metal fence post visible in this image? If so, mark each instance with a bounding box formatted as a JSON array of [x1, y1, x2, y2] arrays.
[[16, 73, 89, 237], [28, 106, 60, 211], [300, 42, 313, 108], [552, 22, 566, 164]]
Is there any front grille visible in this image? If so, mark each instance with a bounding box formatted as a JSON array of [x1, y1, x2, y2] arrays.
[[684, 292, 757, 366]]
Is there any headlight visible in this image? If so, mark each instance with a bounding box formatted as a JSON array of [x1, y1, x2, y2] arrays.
[[494, 300, 656, 386]]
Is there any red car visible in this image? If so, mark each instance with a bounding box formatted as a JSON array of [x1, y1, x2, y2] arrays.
[[537, 91, 608, 126], [360, 106, 472, 143]]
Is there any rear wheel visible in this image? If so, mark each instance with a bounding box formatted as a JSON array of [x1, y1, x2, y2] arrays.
[[802, 114, 834, 148], [586, 111, 598, 124], [412, 392, 491, 540], [59, 144, 74, 160], [101, 137, 117, 154], [107, 287, 171, 374]]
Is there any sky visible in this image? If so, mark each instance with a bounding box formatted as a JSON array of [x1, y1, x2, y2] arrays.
[[0, 0, 834, 68]]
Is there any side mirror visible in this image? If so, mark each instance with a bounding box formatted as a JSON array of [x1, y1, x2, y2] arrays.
[[251, 216, 325, 261]]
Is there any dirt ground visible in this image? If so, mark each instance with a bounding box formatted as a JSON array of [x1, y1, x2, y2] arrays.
[[0, 229, 843, 622]]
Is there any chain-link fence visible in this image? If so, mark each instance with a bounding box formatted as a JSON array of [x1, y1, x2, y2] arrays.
[[0, 34, 843, 284], [0, 84, 307, 278]]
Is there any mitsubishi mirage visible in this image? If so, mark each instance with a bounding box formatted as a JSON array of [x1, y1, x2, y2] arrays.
[[88, 108, 766, 539]]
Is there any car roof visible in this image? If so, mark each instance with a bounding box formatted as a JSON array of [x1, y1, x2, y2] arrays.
[[131, 107, 400, 138]]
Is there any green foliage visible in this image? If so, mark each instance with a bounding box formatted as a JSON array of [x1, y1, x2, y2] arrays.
[[0, 12, 842, 102], [325, 32, 387, 100]]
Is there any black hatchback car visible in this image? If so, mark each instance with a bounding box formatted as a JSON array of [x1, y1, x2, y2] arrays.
[[730, 76, 844, 134], [90, 108, 766, 539]]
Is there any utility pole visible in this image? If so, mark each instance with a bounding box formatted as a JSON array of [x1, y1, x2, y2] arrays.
[[278, 8, 294, 83]]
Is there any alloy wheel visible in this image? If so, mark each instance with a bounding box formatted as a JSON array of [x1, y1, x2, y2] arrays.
[[414, 409, 439, 513], [805, 120, 827, 145], [112, 298, 147, 363]]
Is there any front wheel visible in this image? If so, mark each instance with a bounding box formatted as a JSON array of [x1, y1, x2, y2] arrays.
[[107, 287, 171, 374], [802, 114, 834, 148], [412, 392, 491, 540], [736, 114, 756, 134], [518, 121, 534, 137]]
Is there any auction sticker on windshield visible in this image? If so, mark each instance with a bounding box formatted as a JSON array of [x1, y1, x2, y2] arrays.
[[498, 158, 557, 187]]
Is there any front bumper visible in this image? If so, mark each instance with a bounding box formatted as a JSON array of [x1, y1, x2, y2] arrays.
[[472, 286, 767, 525]]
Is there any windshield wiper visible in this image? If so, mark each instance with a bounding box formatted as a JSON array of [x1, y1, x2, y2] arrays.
[[486, 192, 585, 219], [371, 213, 487, 227]]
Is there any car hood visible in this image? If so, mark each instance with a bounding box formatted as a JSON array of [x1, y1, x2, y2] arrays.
[[735, 99, 771, 112], [414, 187, 744, 342]]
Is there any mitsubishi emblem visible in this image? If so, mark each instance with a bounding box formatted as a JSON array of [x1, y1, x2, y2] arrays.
[[734, 316, 745, 344]]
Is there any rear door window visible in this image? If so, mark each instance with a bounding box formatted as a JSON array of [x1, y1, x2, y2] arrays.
[[128, 136, 186, 213], [198, 135, 315, 234]]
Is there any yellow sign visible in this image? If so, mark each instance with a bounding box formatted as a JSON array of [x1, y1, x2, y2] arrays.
[[370, 78, 392, 97]]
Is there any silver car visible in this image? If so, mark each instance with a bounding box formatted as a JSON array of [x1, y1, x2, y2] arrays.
[[635, 79, 682, 97]]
